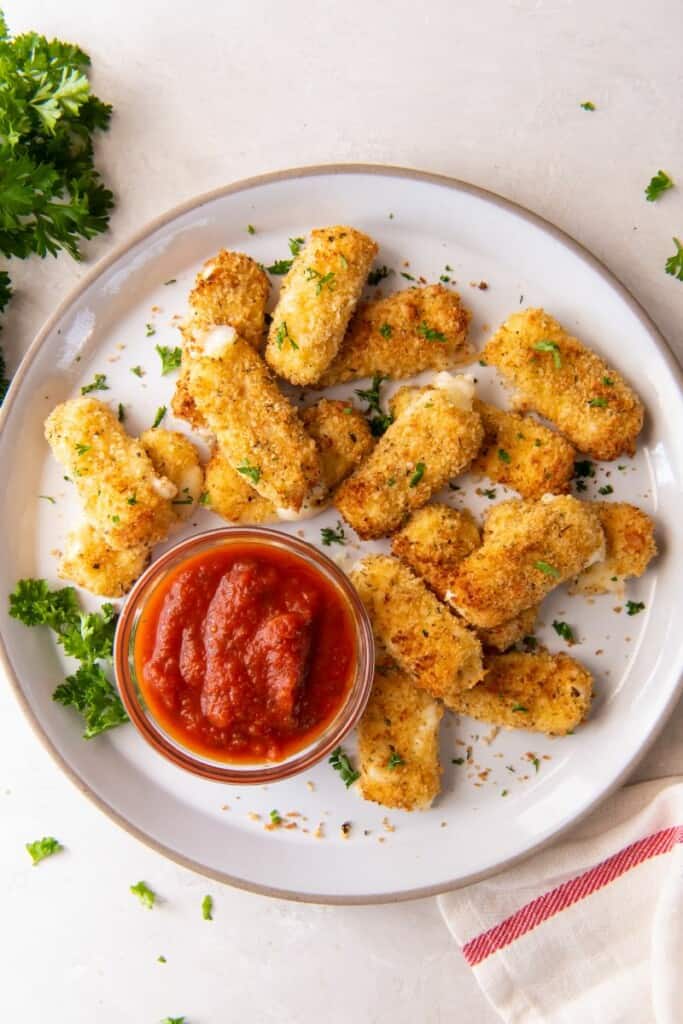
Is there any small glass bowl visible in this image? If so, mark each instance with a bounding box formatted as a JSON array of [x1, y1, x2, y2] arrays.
[[113, 526, 374, 784]]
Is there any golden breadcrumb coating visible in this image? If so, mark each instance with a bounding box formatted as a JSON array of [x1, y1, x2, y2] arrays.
[[204, 399, 374, 523], [482, 308, 644, 460], [335, 376, 483, 539], [572, 501, 657, 594], [391, 504, 537, 651], [139, 429, 204, 521], [57, 523, 150, 597], [301, 399, 374, 488], [471, 399, 576, 498], [172, 249, 270, 427], [186, 250, 270, 349], [451, 649, 593, 735], [265, 226, 378, 385], [45, 398, 176, 550], [316, 284, 472, 386], [350, 555, 483, 706], [358, 654, 443, 811], [184, 329, 320, 512], [450, 496, 605, 628]]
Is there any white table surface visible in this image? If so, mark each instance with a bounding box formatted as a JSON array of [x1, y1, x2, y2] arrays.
[[2, 1, 682, 1021]]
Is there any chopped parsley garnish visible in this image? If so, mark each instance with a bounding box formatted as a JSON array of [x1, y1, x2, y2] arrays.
[[355, 373, 394, 437], [497, 448, 511, 463], [127, 493, 137, 506], [130, 880, 156, 909], [511, 704, 528, 713], [80, 373, 108, 395], [247, 224, 255, 234], [501, 789, 509, 797], [275, 320, 298, 350], [574, 460, 595, 479], [157, 955, 167, 963], [530, 754, 541, 773], [588, 396, 608, 407], [665, 238, 683, 281], [626, 600, 645, 616], [164, 278, 176, 285], [387, 750, 405, 769], [417, 321, 446, 343], [130, 365, 144, 377], [603, 376, 614, 386], [598, 484, 613, 495], [236, 459, 261, 484], [198, 491, 210, 506], [452, 757, 465, 765], [482, 488, 497, 500], [39, 495, 56, 504], [321, 522, 345, 546], [111, 514, 120, 524], [288, 236, 304, 255], [522, 635, 538, 651], [534, 560, 560, 578], [117, 402, 125, 422], [440, 274, 450, 283], [379, 322, 393, 338], [161, 1018, 186, 1024], [201, 894, 213, 920], [26, 836, 62, 865], [533, 339, 562, 368], [304, 267, 336, 294], [329, 746, 359, 787], [171, 495, 193, 506], [580, 101, 596, 110], [266, 258, 293, 275], [152, 405, 167, 428], [645, 170, 674, 202], [409, 462, 426, 487], [74, 443, 90, 456], [387, 477, 396, 487], [400, 271, 415, 281], [156, 345, 182, 374], [552, 620, 574, 642], [269, 810, 282, 826], [145, 323, 155, 337], [8, 579, 127, 738], [367, 265, 392, 286]]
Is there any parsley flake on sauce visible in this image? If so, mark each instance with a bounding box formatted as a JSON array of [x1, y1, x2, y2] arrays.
[[25, 836, 62, 865]]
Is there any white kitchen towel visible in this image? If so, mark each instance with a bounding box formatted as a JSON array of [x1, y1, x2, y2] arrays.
[[438, 776, 683, 1024]]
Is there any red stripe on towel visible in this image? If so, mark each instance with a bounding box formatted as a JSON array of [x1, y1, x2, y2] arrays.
[[463, 825, 683, 967]]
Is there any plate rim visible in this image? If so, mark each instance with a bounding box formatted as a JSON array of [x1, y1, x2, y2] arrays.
[[1, 161, 682, 905]]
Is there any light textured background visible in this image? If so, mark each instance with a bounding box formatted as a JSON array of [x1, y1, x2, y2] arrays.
[[2, 1, 682, 1021]]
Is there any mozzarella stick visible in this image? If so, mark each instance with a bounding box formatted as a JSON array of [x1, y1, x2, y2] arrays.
[[265, 226, 378, 385], [316, 284, 472, 386], [471, 400, 576, 498], [350, 555, 484, 706], [391, 504, 538, 651], [57, 524, 150, 598], [45, 398, 176, 550], [204, 400, 373, 523], [139, 429, 204, 521], [571, 501, 657, 594], [335, 374, 483, 539], [482, 308, 644, 460], [451, 650, 593, 735], [449, 496, 605, 628], [358, 654, 443, 811], [184, 325, 320, 512], [172, 250, 270, 427]]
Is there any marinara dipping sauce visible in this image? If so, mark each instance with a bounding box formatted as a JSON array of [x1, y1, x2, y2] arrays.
[[133, 538, 359, 764]]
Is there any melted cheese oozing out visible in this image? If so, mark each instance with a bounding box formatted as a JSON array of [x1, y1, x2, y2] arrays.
[[431, 372, 476, 411], [151, 476, 177, 500], [199, 324, 238, 358], [276, 485, 328, 522]]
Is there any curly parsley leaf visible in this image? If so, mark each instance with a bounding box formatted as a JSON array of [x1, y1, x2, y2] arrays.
[[665, 238, 683, 282], [645, 170, 674, 202], [26, 835, 62, 865], [53, 663, 127, 738]]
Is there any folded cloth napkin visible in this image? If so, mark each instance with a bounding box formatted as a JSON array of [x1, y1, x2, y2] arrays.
[[439, 777, 683, 1024]]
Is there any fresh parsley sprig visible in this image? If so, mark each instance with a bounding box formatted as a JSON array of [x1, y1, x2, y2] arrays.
[[665, 238, 683, 282], [26, 836, 62, 865], [645, 170, 674, 202], [354, 373, 394, 437]]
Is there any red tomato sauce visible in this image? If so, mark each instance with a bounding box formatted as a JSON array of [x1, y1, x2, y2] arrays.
[[134, 544, 357, 762]]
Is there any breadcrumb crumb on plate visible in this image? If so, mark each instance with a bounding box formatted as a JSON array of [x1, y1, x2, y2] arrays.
[[358, 658, 443, 811], [451, 649, 593, 735], [482, 308, 644, 460]]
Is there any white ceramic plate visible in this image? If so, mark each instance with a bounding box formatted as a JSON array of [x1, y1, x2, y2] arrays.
[[1, 166, 682, 904]]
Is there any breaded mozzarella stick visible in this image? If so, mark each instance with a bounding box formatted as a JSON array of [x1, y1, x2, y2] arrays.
[[184, 325, 320, 513], [451, 650, 593, 735], [316, 284, 472, 386], [350, 555, 483, 706], [45, 398, 176, 550], [335, 374, 483, 539], [471, 399, 576, 498], [482, 308, 644, 460], [449, 496, 605, 628], [57, 524, 150, 598], [358, 655, 443, 811], [265, 226, 378, 385], [139, 429, 204, 521], [572, 501, 657, 594]]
